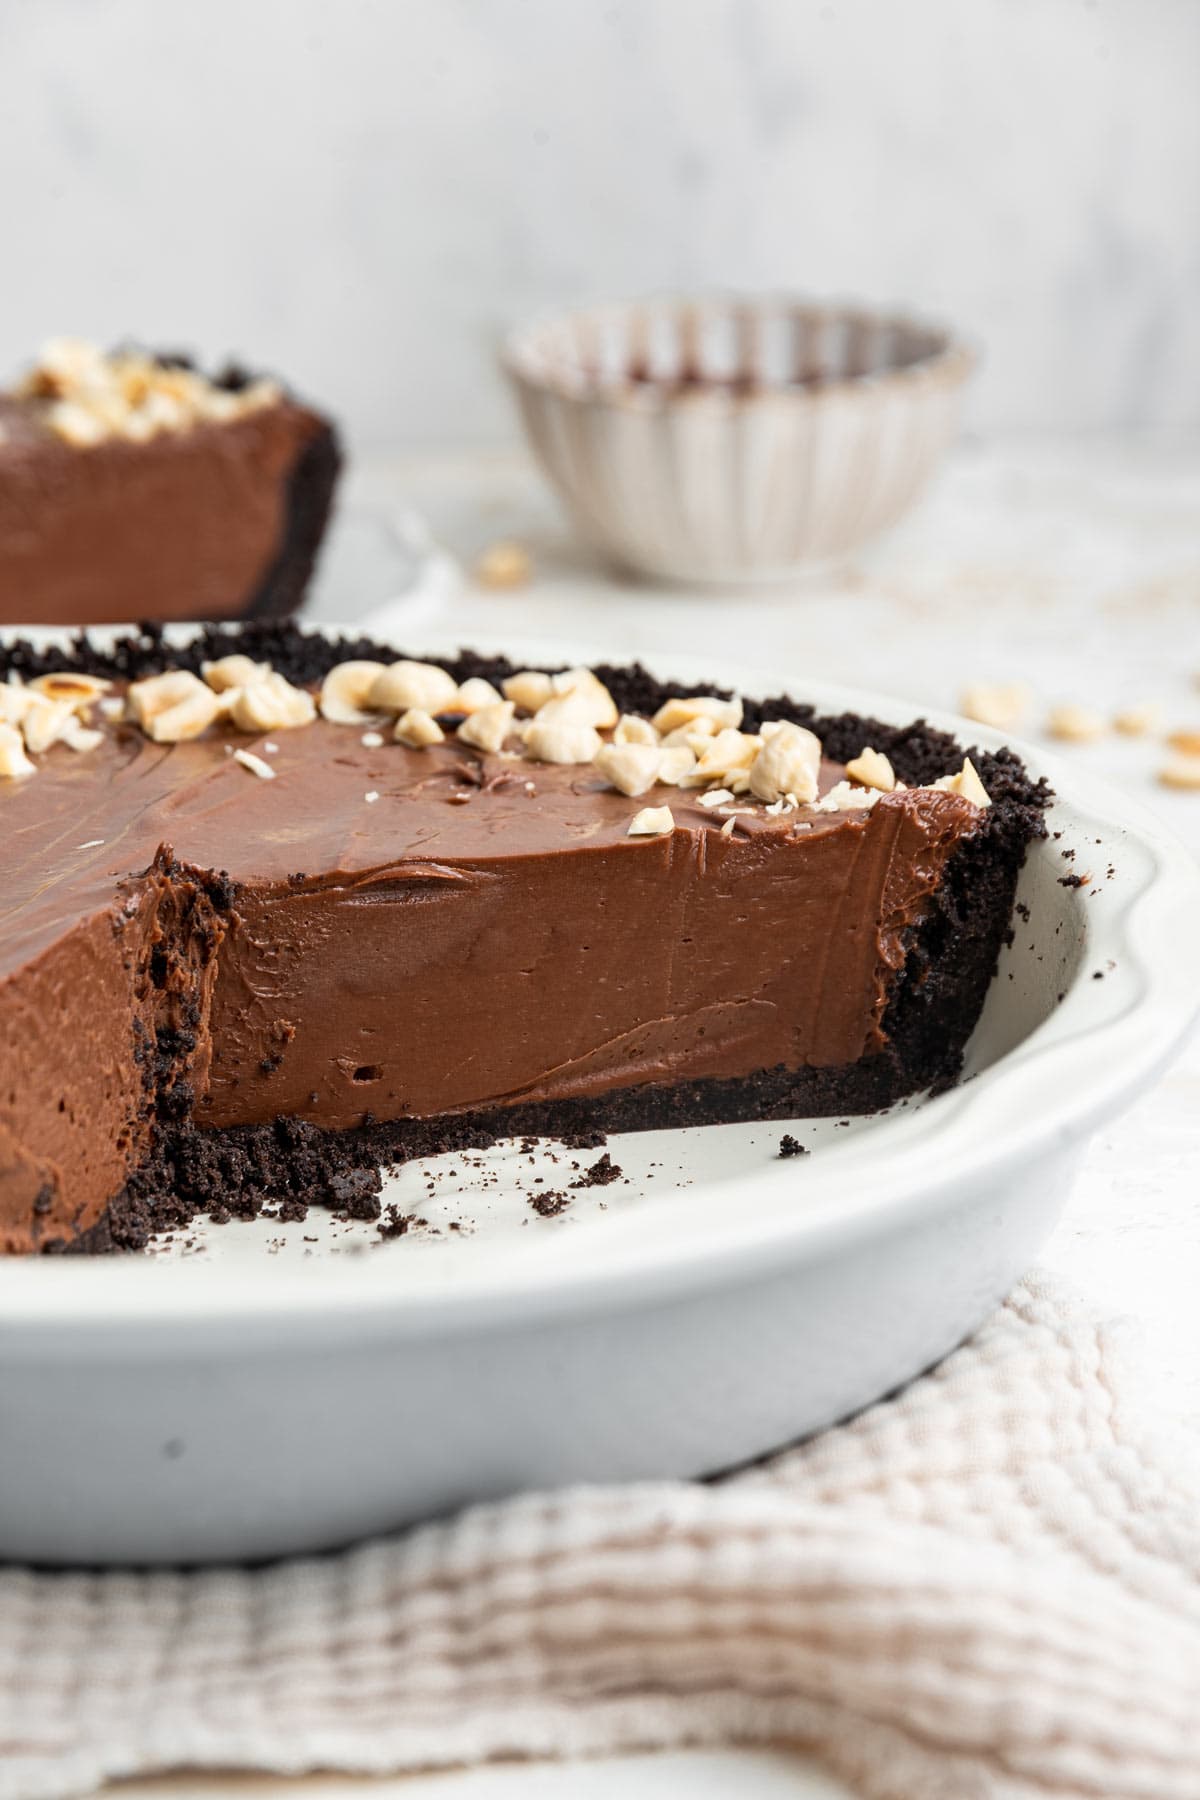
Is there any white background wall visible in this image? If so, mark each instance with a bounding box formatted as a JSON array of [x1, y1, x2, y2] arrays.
[[0, 0, 1196, 449]]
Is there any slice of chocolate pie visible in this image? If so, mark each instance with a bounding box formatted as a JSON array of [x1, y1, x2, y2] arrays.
[[0, 623, 1049, 1253], [0, 342, 340, 625]]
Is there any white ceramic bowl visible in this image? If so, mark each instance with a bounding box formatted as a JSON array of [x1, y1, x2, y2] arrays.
[[0, 639, 1196, 1566], [503, 298, 974, 583]]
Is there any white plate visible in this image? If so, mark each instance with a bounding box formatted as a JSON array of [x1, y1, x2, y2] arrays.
[[1, 639, 1197, 1564]]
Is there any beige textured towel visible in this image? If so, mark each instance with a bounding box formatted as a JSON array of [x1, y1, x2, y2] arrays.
[[2, 1273, 1198, 1800]]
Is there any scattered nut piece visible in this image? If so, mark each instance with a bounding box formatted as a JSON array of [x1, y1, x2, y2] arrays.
[[549, 668, 619, 729], [474, 540, 532, 589], [627, 805, 675, 837], [1046, 703, 1105, 744], [454, 676, 505, 715], [319, 660, 388, 725], [128, 670, 223, 743], [364, 790, 380, 804], [46, 401, 107, 448], [726, 770, 752, 794], [458, 700, 516, 754], [229, 672, 316, 733], [1166, 728, 1200, 758], [614, 713, 660, 747], [202, 655, 268, 694], [1158, 755, 1200, 792], [749, 721, 822, 804], [656, 746, 697, 785], [61, 718, 103, 753], [1113, 703, 1164, 738], [394, 708, 445, 748], [930, 757, 992, 808], [232, 748, 276, 781], [502, 670, 555, 714], [695, 788, 735, 809], [0, 722, 36, 780], [99, 696, 125, 721], [652, 694, 742, 735], [688, 728, 763, 785], [30, 671, 111, 712], [593, 741, 661, 797], [361, 730, 384, 749], [815, 780, 882, 813], [661, 717, 716, 749], [959, 682, 1031, 731], [523, 718, 602, 765], [20, 696, 76, 754], [845, 746, 897, 792], [369, 660, 459, 716], [720, 816, 739, 837]]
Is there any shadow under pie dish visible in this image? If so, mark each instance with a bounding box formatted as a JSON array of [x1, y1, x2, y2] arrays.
[[0, 621, 1049, 1255]]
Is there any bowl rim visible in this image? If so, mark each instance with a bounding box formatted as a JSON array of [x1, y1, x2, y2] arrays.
[[501, 292, 977, 410], [1, 628, 1196, 1343]]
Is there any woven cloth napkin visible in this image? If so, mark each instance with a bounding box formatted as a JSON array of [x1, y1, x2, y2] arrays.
[[3, 1272, 1199, 1800]]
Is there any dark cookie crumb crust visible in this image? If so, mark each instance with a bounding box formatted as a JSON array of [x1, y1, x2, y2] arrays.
[[0, 623, 1051, 1255]]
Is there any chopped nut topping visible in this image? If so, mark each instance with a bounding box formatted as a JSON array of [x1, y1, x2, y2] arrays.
[[364, 790, 380, 804], [229, 671, 316, 733], [20, 696, 76, 754], [720, 816, 739, 837], [1166, 728, 1200, 757], [524, 718, 602, 765], [394, 708, 445, 748], [457, 700, 516, 754], [369, 660, 459, 716], [0, 722, 36, 780], [29, 671, 111, 711], [695, 788, 735, 809], [319, 661, 388, 725], [454, 676, 505, 715], [687, 727, 763, 785], [749, 720, 821, 804], [593, 741, 661, 797], [815, 780, 882, 813], [99, 696, 125, 721], [361, 731, 384, 749], [652, 694, 742, 735], [656, 745, 698, 785], [930, 757, 992, 807], [1046, 702, 1105, 743], [233, 748, 276, 781], [1113, 703, 1164, 738], [202, 655, 268, 694], [613, 713, 660, 747], [726, 770, 752, 794], [127, 670, 223, 743], [474, 540, 532, 589], [61, 718, 103, 753], [959, 682, 1031, 730], [1158, 755, 1200, 791], [549, 668, 619, 729], [845, 746, 897, 792], [502, 670, 554, 714], [22, 341, 282, 447], [661, 716, 717, 749], [627, 805, 675, 837]]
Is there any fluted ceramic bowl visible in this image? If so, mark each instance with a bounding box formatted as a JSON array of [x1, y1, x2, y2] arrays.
[[503, 297, 975, 584]]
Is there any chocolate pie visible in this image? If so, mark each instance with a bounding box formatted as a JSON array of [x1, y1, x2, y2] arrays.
[[0, 623, 1049, 1253]]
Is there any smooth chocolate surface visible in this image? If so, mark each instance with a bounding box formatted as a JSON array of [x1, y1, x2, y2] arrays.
[[0, 386, 339, 626]]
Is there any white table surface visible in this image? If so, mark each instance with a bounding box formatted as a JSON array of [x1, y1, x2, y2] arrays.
[[108, 433, 1200, 1800]]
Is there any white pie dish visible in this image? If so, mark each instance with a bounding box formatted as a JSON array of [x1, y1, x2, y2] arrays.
[[0, 637, 1196, 1566]]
